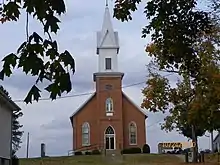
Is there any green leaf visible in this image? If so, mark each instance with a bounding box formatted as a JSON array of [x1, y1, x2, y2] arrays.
[[59, 73, 72, 93], [0, 53, 18, 78], [51, 0, 66, 15], [24, 85, 41, 104], [44, 14, 60, 33], [113, 0, 141, 21], [2, 53, 18, 68], [43, 39, 53, 48], [17, 42, 27, 53], [59, 50, 75, 73], [3, 1, 21, 21], [45, 83, 61, 100], [0, 70, 5, 80], [29, 32, 43, 43], [46, 48, 58, 60]]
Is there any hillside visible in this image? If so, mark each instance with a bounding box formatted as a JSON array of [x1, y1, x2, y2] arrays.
[[19, 154, 183, 165]]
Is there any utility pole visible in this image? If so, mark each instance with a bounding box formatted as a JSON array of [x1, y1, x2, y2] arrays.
[[210, 108, 214, 153], [211, 131, 214, 152], [26, 132, 30, 158], [185, 73, 197, 163]]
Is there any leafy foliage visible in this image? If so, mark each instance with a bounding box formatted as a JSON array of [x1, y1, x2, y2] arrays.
[[1, 0, 219, 105], [0, 86, 23, 156], [91, 149, 101, 155], [211, 0, 220, 19], [74, 151, 82, 156], [12, 109, 23, 156], [121, 147, 142, 154], [141, 23, 220, 140], [114, 0, 213, 79], [114, 0, 220, 162], [0, 0, 75, 104]]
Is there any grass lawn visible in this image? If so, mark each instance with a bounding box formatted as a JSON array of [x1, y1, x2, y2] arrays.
[[19, 154, 183, 165], [205, 153, 220, 163]]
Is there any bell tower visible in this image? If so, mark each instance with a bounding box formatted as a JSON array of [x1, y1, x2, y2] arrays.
[[93, 4, 124, 152], [93, 4, 124, 84]]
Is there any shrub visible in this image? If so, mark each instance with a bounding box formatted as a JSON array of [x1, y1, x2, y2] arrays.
[[91, 149, 101, 155], [75, 151, 82, 155], [142, 144, 150, 153], [121, 147, 141, 154], [85, 151, 91, 155]]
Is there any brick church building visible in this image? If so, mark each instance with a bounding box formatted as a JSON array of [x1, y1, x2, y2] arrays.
[[70, 4, 147, 153]]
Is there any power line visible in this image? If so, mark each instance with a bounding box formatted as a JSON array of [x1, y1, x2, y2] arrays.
[[147, 118, 164, 128], [13, 73, 174, 103], [13, 81, 144, 102]]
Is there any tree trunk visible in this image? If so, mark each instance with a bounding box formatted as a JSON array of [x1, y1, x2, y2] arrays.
[[210, 130, 214, 152], [192, 125, 198, 163]]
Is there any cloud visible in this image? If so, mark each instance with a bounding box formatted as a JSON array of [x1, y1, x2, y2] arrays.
[[0, 0, 211, 158]]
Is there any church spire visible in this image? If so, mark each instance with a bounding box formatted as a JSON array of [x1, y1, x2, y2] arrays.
[[101, 4, 114, 37], [97, 3, 119, 54]]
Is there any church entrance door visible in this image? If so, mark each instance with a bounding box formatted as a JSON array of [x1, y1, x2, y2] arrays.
[[105, 126, 115, 150]]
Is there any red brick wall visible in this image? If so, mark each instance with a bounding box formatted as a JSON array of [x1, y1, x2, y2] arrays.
[[95, 76, 124, 150], [72, 95, 98, 150], [122, 95, 146, 149], [71, 76, 146, 151]]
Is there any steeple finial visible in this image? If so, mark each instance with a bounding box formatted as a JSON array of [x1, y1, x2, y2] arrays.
[[106, 0, 108, 7]]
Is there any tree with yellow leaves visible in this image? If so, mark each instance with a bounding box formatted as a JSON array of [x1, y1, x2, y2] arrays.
[[142, 23, 220, 162]]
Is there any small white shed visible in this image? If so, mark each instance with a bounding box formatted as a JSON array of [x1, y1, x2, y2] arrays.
[[213, 132, 220, 152], [0, 90, 21, 165]]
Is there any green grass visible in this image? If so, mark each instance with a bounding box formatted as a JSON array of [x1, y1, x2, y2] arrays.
[[205, 153, 220, 163], [19, 154, 183, 165]]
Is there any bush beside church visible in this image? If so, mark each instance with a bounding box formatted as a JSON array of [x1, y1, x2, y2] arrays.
[[74, 144, 150, 156], [121, 144, 151, 154]]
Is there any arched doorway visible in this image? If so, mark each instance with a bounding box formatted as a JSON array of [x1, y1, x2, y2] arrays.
[[105, 126, 115, 150]]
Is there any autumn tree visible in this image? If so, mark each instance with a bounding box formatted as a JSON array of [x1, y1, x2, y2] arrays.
[[0, 86, 23, 156], [141, 23, 220, 162]]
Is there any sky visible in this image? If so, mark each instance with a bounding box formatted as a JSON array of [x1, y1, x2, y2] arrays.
[[0, 0, 217, 158]]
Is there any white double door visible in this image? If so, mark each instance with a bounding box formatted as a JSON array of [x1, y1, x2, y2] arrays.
[[105, 134, 115, 150]]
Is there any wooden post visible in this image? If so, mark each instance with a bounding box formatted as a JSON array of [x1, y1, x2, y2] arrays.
[[185, 152, 189, 163], [26, 132, 29, 158]]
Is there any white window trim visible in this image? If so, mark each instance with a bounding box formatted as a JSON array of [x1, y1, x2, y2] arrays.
[[105, 97, 114, 113], [129, 121, 137, 145], [82, 122, 90, 146], [104, 125, 116, 150], [105, 57, 112, 70]]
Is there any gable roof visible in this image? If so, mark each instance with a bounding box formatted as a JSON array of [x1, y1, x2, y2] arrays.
[[69, 91, 147, 124], [69, 93, 96, 121], [122, 92, 148, 117], [0, 90, 21, 111]]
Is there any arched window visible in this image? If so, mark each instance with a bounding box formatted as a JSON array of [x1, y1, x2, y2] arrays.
[[105, 126, 114, 135], [129, 122, 137, 145], [105, 98, 113, 112], [82, 122, 90, 146]]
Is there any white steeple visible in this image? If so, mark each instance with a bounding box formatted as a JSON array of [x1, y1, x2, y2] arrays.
[[96, 4, 119, 73]]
